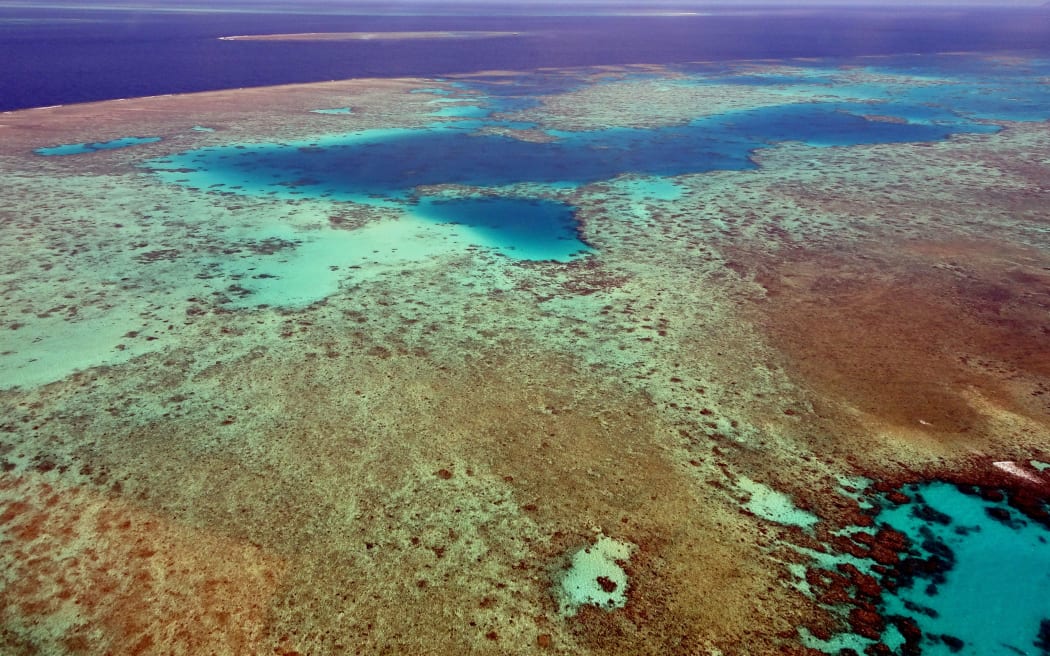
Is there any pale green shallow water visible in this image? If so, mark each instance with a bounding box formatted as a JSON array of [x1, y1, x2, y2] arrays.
[[35, 136, 161, 155]]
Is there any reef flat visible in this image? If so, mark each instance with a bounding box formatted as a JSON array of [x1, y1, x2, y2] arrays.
[[1, 55, 1049, 655], [218, 32, 524, 42]]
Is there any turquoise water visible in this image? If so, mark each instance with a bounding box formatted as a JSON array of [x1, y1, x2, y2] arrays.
[[35, 136, 160, 155], [430, 104, 491, 118], [311, 107, 354, 115], [874, 482, 1050, 656]]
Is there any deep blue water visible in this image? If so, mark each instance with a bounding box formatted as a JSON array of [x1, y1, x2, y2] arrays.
[[415, 197, 589, 261], [3, 4, 1050, 111]]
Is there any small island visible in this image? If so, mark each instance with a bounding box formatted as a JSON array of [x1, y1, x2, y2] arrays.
[[219, 31, 523, 42]]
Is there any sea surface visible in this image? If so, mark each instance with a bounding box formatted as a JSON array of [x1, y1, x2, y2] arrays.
[[2, 3, 1050, 111]]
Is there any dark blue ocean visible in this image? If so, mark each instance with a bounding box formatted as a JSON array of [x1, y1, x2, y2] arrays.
[[2, 3, 1050, 111]]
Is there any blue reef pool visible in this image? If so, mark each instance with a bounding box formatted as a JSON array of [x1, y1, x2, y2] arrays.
[[36, 136, 161, 155], [144, 101, 994, 199], [134, 55, 1050, 301], [414, 196, 589, 261]]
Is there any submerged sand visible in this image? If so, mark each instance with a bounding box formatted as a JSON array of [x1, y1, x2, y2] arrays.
[[1, 62, 1048, 655]]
